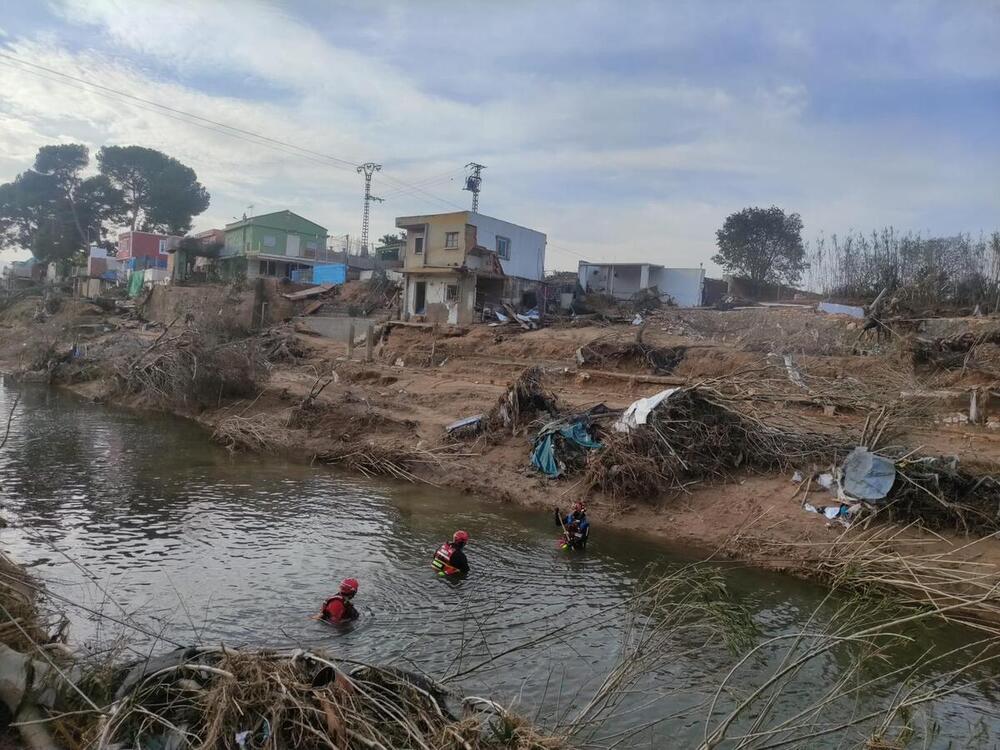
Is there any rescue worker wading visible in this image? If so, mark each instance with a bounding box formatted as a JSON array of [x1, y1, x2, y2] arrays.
[[433, 530, 470, 576], [555, 502, 590, 550], [320, 578, 360, 623]]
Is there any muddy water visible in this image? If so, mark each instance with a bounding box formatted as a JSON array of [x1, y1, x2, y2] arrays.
[[1, 380, 997, 748]]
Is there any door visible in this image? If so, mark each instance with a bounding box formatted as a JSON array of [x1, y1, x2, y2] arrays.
[[414, 281, 427, 314], [286, 234, 301, 257]]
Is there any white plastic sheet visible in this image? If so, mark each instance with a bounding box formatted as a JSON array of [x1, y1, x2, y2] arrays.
[[614, 388, 679, 432]]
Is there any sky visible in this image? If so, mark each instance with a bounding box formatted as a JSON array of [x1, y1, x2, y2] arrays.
[[0, 0, 997, 272]]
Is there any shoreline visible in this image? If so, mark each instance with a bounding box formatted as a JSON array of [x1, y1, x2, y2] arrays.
[[2, 295, 1000, 629]]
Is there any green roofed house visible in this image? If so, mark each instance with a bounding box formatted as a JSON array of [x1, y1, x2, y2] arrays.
[[221, 210, 332, 280]]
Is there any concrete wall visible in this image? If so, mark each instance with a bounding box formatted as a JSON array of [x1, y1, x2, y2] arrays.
[[469, 213, 545, 281], [295, 315, 375, 339], [143, 279, 296, 330], [405, 274, 475, 324], [651, 268, 705, 307], [578, 262, 705, 307], [398, 212, 468, 270]]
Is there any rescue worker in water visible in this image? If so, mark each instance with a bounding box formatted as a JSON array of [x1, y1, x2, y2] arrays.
[[432, 530, 470, 576], [320, 578, 360, 623], [555, 501, 590, 549]]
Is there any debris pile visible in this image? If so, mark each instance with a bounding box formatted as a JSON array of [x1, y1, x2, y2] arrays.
[[576, 335, 687, 374], [112, 328, 265, 409], [486, 367, 561, 435], [584, 387, 850, 501], [10, 646, 566, 750], [531, 414, 604, 478]]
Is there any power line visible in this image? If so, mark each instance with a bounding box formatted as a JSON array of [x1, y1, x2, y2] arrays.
[[0, 52, 359, 172], [0, 51, 593, 263], [0, 56, 360, 174]]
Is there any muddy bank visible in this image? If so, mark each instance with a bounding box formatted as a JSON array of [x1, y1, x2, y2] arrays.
[[4, 292, 1000, 626]]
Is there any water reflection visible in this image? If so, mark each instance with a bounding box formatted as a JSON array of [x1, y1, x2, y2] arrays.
[[0, 380, 996, 747]]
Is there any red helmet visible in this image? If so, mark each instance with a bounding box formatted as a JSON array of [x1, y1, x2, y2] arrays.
[[452, 530, 470, 544], [339, 578, 359, 595], [573, 501, 586, 513]]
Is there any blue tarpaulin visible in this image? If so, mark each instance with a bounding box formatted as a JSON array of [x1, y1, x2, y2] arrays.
[[313, 263, 347, 285], [531, 420, 602, 478]]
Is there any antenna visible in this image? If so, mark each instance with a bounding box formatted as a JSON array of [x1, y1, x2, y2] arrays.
[[464, 162, 485, 212], [357, 163, 383, 257]]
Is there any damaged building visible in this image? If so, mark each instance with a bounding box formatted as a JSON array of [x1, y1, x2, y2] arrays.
[[395, 211, 546, 324], [577, 261, 706, 307]]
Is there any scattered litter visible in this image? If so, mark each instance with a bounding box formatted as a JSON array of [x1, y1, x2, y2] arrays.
[[614, 388, 680, 433], [818, 301, 865, 319], [817, 473, 834, 490], [394, 358, 405, 368], [445, 414, 483, 436], [791, 470, 803, 483], [840, 447, 896, 501], [495, 310, 510, 323], [631, 314, 644, 326]]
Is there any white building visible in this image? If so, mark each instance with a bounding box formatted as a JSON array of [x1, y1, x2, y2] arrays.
[[396, 211, 546, 324], [577, 261, 705, 308]]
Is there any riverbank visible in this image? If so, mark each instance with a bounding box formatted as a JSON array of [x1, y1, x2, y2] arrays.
[[3, 290, 1000, 620]]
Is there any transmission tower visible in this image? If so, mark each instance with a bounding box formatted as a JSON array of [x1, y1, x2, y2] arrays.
[[464, 162, 485, 212], [357, 162, 383, 256]]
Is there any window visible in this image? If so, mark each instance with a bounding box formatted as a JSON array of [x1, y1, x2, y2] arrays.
[[445, 232, 459, 249], [414, 236, 424, 254], [263, 235, 277, 248], [446, 284, 459, 302], [496, 236, 511, 260], [158, 238, 168, 255], [306, 240, 318, 250], [259, 260, 278, 276]]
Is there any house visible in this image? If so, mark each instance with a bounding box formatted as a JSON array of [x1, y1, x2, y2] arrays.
[[117, 230, 182, 272], [395, 211, 546, 324], [220, 210, 332, 280], [168, 229, 226, 282], [577, 262, 705, 308], [2, 258, 43, 290]]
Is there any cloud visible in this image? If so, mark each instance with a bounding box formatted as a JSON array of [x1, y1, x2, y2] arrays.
[[0, 0, 995, 270]]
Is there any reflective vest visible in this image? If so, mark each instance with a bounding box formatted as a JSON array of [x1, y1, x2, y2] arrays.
[[322, 593, 355, 621], [432, 542, 461, 575]]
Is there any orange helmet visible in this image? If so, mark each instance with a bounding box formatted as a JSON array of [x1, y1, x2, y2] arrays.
[[453, 530, 470, 544]]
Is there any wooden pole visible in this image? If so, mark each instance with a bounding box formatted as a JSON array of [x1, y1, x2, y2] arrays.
[[365, 323, 374, 362], [347, 322, 355, 359]]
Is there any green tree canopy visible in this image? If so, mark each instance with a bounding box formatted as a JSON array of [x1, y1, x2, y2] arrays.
[[97, 145, 209, 235], [712, 206, 806, 288], [0, 144, 123, 263]]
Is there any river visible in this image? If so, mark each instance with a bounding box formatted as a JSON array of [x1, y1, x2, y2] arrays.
[[1, 380, 997, 748]]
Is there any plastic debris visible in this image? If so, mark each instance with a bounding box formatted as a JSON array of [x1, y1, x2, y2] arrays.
[[531, 419, 603, 477], [614, 388, 680, 433], [445, 414, 484, 435], [841, 447, 896, 501]]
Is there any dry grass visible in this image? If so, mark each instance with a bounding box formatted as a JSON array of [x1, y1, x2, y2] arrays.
[[91, 648, 567, 750]]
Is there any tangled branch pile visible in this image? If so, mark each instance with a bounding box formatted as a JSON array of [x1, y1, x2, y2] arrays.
[[258, 325, 311, 363], [887, 456, 1000, 534], [486, 367, 561, 435], [92, 647, 565, 750], [211, 413, 290, 453], [584, 387, 851, 501], [112, 329, 266, 409], [576, 337, 687, 374]]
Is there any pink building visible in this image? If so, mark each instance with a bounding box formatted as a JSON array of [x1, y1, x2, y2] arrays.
[[117, 231, 182, 261]]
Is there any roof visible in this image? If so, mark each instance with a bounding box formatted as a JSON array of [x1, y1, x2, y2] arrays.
[[395, 210, 544, 236], [225, 210, 327, 235]]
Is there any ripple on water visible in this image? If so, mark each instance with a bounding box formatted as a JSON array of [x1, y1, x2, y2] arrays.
[[2, 382, 998, 748]]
